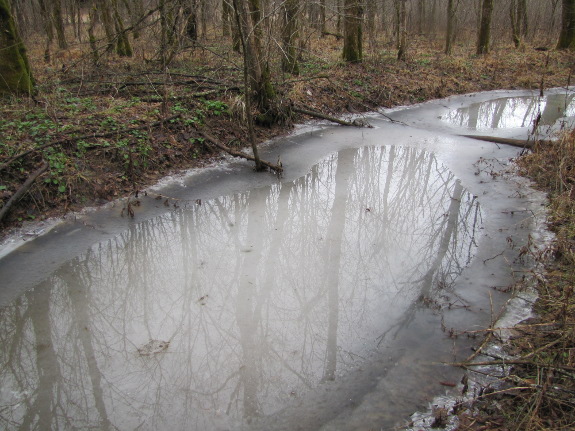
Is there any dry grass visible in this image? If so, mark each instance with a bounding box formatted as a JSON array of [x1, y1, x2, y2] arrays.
[[454, 132, 575, 431]]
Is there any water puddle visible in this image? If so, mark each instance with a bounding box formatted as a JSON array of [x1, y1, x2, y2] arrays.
[[0, 146, 481, 430], [442, 93, 575, 132], [1, 88, 555, 430]]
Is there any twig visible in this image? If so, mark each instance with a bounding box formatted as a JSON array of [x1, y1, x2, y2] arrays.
[[0, 115, 181, 172], [0, 162, 49, 223]]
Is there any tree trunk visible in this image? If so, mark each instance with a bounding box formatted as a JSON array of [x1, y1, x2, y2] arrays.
[[558, 0, 575, 49], [0, 0, 35, 96], [52, 0, 68, 49], [222, 0, 231, 36], [417, 0, 425, 34], [232, 0, 275, 109], [281, 0, 300, 75], [96, 0, 115, 51], [397, 0, 407, 60], [320, 0, 326, 33], [366, 0, 376, 47], [87, 7, 100, 65], [342, 0, 363, 62], [113, 0, 132, 56], [37, 0, 53, 62], [476, 0, 494, 54], [510, 0, 528, 48], [445, 0, 456, 54], [185, 0, 198, 40]]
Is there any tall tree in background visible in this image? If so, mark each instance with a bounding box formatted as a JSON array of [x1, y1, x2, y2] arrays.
[[0, 0, 35, 96], [558, 0, 575, 49], [476, 0, 494, 54], [342, 0, 363, 62], [510, 0, 528, 48]]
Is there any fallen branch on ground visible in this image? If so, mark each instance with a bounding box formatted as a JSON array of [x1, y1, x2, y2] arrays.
[[461, 135, 554, 149], [196, 130, 283, 174], [0, 162, 49, 223], [293, 106, 371, 128], [0, 115, 181, 172]]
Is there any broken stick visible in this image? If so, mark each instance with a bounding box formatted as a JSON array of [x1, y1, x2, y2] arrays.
[[460, 135, 554, 149], [293, 106, 371, 128], [197, 130, 283, 174]]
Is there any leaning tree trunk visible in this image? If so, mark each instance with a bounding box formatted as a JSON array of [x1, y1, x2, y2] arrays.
[[0, 0, 35, 96], [342, 0, 363, 62], [558, 0, 575, 50], [476, 0, 494, 54]]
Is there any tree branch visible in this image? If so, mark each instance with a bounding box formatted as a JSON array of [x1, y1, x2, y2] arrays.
[[293, 106, 371, 127], [196, 130, 283, 173], [0, 162, 49, 223]]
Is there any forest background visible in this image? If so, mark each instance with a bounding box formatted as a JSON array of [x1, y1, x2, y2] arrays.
[[1, 0, 575, 429]]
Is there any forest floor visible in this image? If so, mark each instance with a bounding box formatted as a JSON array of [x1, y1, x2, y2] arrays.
[[1, 35, 574, 430]]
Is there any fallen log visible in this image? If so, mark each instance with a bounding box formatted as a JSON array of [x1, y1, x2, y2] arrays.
[[293, 106, 371, 128], [0, 162, 49, 223], [196, 130, 283, 174], [0, 115, 181, 172], [460, 135, 554, 149]]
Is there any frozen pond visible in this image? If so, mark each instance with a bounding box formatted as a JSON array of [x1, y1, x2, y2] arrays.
[[0, 88, 571, 430]]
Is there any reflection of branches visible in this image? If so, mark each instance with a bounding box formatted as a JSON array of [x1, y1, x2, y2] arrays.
[[0, 145, 484, 429], [444, 94, 575, 130]]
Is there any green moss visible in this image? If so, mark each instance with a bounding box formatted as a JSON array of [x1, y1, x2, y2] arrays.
[[0, 0, 35, 96]]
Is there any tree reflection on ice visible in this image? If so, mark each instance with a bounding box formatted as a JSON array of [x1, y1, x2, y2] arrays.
[[0, 146, 482, 430], [442, 93, 575, 131]]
